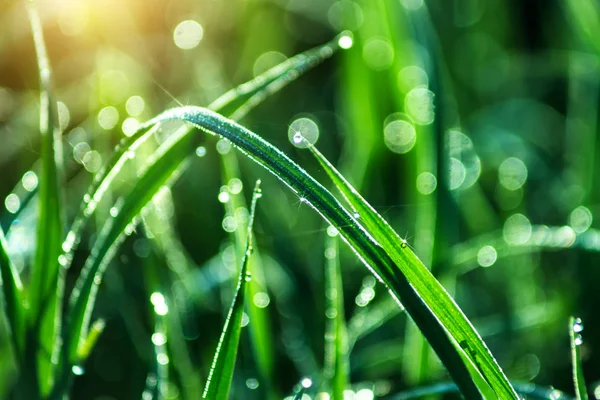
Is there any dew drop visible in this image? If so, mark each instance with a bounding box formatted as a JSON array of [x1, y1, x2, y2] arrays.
[[574, 334, 583, 346], [573, 317, 584, 333], [83, 193, 91, 203], [195, 146, 207, 157], [72, 365, 85, 376], [109, 207, 119, 217], [353, 212, 360, 219]]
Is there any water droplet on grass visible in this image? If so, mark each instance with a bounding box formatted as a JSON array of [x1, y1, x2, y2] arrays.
[[72, 365, 85, 376]]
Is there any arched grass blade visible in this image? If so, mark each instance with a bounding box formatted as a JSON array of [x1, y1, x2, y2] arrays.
[[305, 143, 517, 399], [202, 181, 262, 399], [323, 234, 349, 399], [0, 227, 25, 362], [132, 106, 484, 399], [61, 32, 349, 269], [27, 4, 64, 395], [569, 317, 589, 400]]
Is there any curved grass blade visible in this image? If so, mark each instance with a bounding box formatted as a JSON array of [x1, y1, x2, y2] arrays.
[[0, 227, 25, 362], [323, 234, 349, 399], [388, 381, 575, 400], [131, 106, 484, 399], [202, 181, 262, 399], [61, 32, 349, 268], [27, 3, 64, 395], [569, 317, 589, 400], [64, 127, 195, 364], [305, 143, 517, 399]]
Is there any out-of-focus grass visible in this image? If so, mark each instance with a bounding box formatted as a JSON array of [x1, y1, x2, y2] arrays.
[[0, 0, 599, 399]]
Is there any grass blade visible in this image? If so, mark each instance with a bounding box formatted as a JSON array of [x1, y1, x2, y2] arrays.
[[132, 106, 485, 398], [569, 317, 589, 400], [202, 181, 262, 399], [0, 227, 25, 362], [27, 4, 64, 395], [323, 234, 349, 399], [61, 32, 348, 267], [305, 143, 517, 398]]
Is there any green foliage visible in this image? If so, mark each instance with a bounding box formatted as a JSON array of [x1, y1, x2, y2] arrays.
[[0, 1, 597, 399]]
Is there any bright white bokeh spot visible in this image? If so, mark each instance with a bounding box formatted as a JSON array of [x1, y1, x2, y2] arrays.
[[405, 88, 435, 125], [328, 0, 364, 31], [398, 65, 429, 93], [246, 378, 259, 390], [195, 146, 207, 157], [222, 216, 237, 232], [126, 95, 145, 117], [73, 142, 90, 164], [216, 139, 232, 154], [416, 172, 437, 195], [253, 292, 271, 308], [383, 119, 416, 154], [301, 378, 313, 388], [5, 194, 20, 214], [57, 101, 70, 131], [356, 388, 375, 400], [82, 150, 102, 173], [569, 206, 593, 234], [22, 171, 39, 192], [401, 0, 424, 10], [446, 130, 481, 190], [327, 225, 339, 237], [477, 245, 497, 267], [253, 51, 287, 77], [338, 34, 354, 49], [241, 312, 250, 327], [151, 332, 166, 346], [503, 213, 532, 245], [499, 157, 528, 190], [228, 178, 243, 195], [449, 158, 466, 190], [363, 37, 394, 71], [122, 117, 139, 137], [343, 390, 356, 400], [288, 117, 319, 148], [98, 106, 119, 130], [150, 292, 169, 315], [173, 20, 204, 50]]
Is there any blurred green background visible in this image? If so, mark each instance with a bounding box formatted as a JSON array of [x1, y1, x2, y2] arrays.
[[0, 0, 599, 398]]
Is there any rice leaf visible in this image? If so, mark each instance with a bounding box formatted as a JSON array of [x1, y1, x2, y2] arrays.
[[322, 234, 349, 400], [202, 181, 262, 399], [27, 4, 64, 395], [0, 226, 25, 362], [131, 106, 486, 399], [569, 317, 589, 400], [305, 143, 517, 399]]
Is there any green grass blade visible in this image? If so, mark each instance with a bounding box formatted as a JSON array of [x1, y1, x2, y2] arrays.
[[132, 106, 484, 399], [305, 143, 517, 399], [202, 181, 262, 399], [64, 127, 195, 364], [27, 4, 64, 395], [61, 33, 348, 268], [569, 317, 589, 400], [0, 227, 25, 362], [323, 234, 349, 400]]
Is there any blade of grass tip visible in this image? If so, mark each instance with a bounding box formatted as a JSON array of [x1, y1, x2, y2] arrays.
[[0, 227, 25, 363], [61, 32, 349, 269], [27, 3, 64, 396], [131, 106, 484, 399], [570, 317, 589, 400], [323, 233, 349, 400], [202, 181, 262, 399], [305, 143, 516, 399]]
